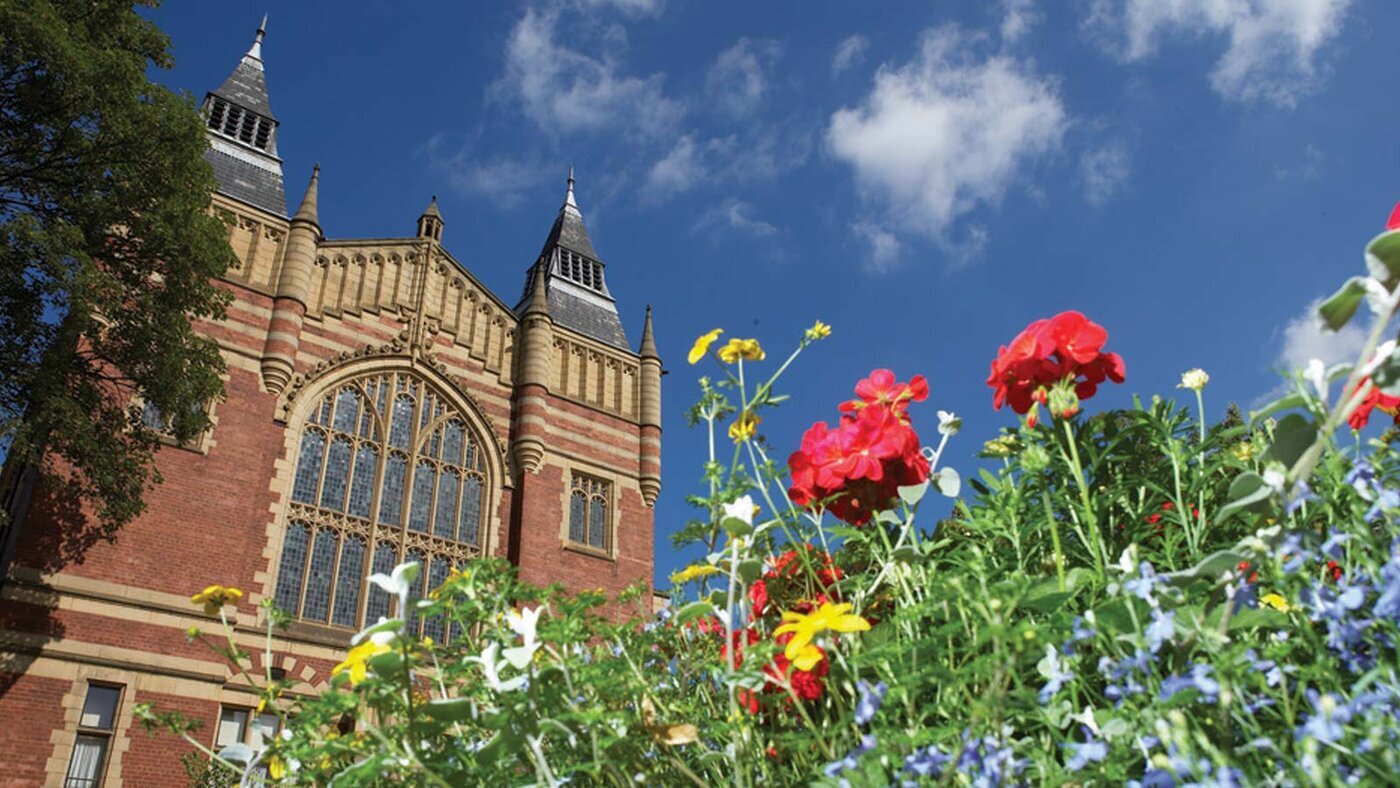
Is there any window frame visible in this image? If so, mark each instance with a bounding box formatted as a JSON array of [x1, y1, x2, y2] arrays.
[[63, 682, 123, 788], [563, 470, 615, 558], [274, 371, 491, 638], [136, 395, 215, 454]]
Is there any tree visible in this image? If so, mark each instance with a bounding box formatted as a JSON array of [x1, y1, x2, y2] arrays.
[[0, 0, 234, 543]]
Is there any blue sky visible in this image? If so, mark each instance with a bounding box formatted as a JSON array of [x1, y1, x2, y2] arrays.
[[149, 1, 1396, 584]]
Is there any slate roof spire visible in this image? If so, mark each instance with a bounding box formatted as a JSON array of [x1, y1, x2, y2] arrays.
[[201, 16, 286, 216], [514, 170, 629, 349]]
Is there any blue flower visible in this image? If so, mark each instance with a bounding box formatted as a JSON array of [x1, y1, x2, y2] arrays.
[[1320, 531, 1350, 559], [1297, 689, 1351, 744], [1365, 487, 1399, 522], [1280, 532, 1314, 575], [1160, 663, 1219, 703], [1124, 562, 1164, 603], [1374, 556, 1400, 624], [1039, 646, 1074, 703], [1100, 650, 1150, 706], [902, 745, 951, 779], [854, 680, 888, 726], [823, 734, 876, 781], [1062, 616, 1096, 656], [1064, 727, 1107, 772], [1145, 608, 1175, 654]]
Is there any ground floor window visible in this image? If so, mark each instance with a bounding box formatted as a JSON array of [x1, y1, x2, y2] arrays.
[[64, 683, 122, 788]]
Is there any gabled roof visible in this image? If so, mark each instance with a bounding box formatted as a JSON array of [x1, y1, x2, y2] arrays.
[[514, 172, 630, 350], [211, 20, 276, 120]]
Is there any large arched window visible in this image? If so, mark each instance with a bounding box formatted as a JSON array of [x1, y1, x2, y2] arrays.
[[274, 371, 488, 636]]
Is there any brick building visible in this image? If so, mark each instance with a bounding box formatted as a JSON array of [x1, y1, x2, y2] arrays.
[[0, 20, 661, 786]]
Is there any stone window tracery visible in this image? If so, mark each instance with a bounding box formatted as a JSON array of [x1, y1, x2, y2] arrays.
[[567, 474, 611, 551], [275, 371, 488, 636]]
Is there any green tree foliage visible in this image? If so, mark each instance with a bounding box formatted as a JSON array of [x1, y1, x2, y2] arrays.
[[0, 0, 233, 532]]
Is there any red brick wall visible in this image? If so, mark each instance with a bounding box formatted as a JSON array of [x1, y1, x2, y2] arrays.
[[0, 672, 69, 787]]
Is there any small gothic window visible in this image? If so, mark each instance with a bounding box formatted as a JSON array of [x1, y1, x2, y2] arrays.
[[567, 474, 611, 551], [207, 98, 227, 131], [275, 372, 489, 634]]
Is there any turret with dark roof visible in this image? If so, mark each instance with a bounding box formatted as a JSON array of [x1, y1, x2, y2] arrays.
[[514, 171, 629, 350], [201, 16, 286, 216]]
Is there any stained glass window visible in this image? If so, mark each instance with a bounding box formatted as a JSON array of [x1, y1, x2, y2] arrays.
[[568, 474, 611, 551], [291, 432, 325, 503], [422, 558, 451, 644], [273, 523, 309, 615], [332, 537, 366, 627], [276, 372, 492, 629], [302, 529, 339, 623]]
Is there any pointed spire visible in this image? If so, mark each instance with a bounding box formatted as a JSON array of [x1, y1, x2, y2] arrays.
[[639, 305, 658, 358], [422, 195, 441, 218], [523, 262, 551, 318], [418, 195, 444, 240], [245, 15, 267, 67], [564, 167, 577, 211], [292, 164, 319, 226]]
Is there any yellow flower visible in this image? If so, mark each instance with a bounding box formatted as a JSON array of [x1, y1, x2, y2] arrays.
[[1178, 368, 1210, 391], [790, 642, 824, 672], [1232, 441, 1256, 462], [805, 320, 831, 341], [688, 329, 723, 364], [190, 585, 243, 615], [773, 601, 870, 662], [267, 755, 286, 780], [716, 338, 765, 364], [1261, 593, 1292, 612], [728, 410, 761, 443], [331, 640, 392, 686], [670, 564, 721, 584]]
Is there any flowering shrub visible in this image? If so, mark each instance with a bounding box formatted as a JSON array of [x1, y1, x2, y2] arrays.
[[145, 214, 1400, 786]]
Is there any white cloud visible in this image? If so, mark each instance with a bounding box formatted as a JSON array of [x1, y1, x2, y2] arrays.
[[852, 221, 903, 271], [706, 38, 782, 117], [695, 198, 779, 237], [577, 0, 665, 16], [1275, 143, 1324, 181], [422, 134, 549, 207], [1085, 0, 1351, 106], [1079, 142, 1130, 205], [832, 34, 869, 74], [1277, 298, 1368, 373], [1001, 0, 1041, 43], [642, 136, 707, 202], [827, 26, 1067, 255], [497, 7, 683, 138]]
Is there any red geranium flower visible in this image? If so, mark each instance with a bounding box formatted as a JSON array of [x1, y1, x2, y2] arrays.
[[987, 311, 1125, 421], [789, 371, 931, 525], [1348, 377, 1400, 430]]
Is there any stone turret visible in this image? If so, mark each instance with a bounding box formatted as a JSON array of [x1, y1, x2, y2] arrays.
[[511, 262, 553, 474], [638, 306, 662, 507], [261, 165, 320, 392]]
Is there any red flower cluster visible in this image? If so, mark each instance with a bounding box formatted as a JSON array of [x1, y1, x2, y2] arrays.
[[748, 546, 842, 616], [1348, 377, 1400, 430], [987, 311, 1125, 424], [789, 370, 931, 525], [723, 629, 831, 712]]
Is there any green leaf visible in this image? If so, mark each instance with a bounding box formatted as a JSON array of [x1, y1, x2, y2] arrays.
[[1249, 392, 1305, 423], [367, 651, 405, 676], [1365, 229, 1400, 285], [1217, 472, 1276, 521], [935, 467, 961, 498], [1318, 277, 1369, 330], [720, 516, 753, 538], [1263, 413, 1316, 467], [675, 601, 716, 626], [423, 697, 475, 722], [736, 559, 763, 584], [898, 481, 929, 506], [1161, 550, 1249, 587]]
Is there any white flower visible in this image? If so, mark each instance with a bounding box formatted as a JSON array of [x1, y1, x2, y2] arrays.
[[469, 642, 528, 693], [502, 606, 543, 670], [1178, 369, 1209, 392], [369, 562, 420, 617], [937, 410, 962, 436], [721, 495, 757, 527], [1361, 340, 1398, 377], [1305, 359, 1328, 405]]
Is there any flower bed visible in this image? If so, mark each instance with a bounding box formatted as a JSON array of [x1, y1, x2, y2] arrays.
[[147, 214, 1400, 786]]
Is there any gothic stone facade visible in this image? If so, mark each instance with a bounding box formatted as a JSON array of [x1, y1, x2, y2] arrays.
[[0, 21, 661, 787]]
